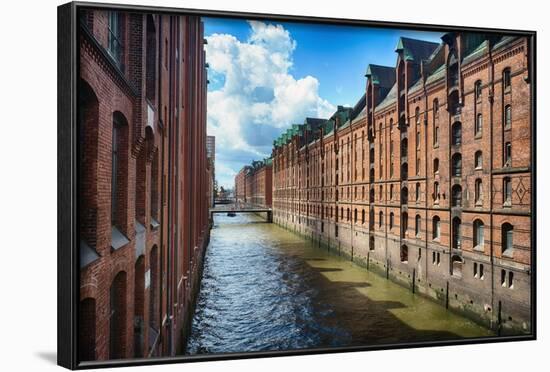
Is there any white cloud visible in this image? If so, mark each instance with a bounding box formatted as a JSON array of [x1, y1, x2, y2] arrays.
[[206, 21, 336, 189]]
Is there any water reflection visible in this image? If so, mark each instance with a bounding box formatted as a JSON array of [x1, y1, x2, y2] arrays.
[[186, 213, 492, 355]]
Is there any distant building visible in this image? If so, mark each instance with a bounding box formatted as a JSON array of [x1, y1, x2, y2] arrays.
[[234, 159, 273, 208]]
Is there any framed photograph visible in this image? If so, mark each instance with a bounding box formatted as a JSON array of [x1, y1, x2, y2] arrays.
[[57, 1, 536, 369]]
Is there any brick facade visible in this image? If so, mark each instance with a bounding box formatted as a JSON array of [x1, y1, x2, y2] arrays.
[[272, 34, 532, 334], [235, 160, 273, 208], [78, 9, 209, 361]]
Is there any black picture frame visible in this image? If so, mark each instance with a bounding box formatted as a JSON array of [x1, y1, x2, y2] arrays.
[[58, 1, 537, 369]]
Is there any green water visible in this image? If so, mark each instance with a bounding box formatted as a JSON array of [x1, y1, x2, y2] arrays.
[[186, 213, 492, 354]]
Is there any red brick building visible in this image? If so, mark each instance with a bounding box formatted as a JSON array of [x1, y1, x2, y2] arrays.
[[235, 160, 273, 207], [235, 166, 250, 203], [272, 33, 532, 334], [78, 9, 209, 361]]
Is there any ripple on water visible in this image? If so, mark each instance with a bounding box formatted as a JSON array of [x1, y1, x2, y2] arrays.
[[185, 213, 493, 355]]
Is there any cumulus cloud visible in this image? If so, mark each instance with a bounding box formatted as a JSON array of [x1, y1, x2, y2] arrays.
[[206, 21, 335, 188]]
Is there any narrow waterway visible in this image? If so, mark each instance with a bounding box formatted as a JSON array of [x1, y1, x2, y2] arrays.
[[186, 213, 492, 355]]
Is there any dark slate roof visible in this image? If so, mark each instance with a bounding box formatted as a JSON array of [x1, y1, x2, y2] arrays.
[[350, 93, 366, 121], [365, 64, 396, 88], [395, 37, 440, 62]]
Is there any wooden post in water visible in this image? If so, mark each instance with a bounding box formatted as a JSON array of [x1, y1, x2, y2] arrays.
[[412, 269, 416, 293], [445, 281, 450, 309]]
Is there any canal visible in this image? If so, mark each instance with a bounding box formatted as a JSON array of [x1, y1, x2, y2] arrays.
[[186, 213, 492, 355]]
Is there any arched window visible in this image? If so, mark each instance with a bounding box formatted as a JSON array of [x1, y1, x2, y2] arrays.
[[390, 118, 394, 132], [452, 185, 462, 207], [401, 138, 408, 157], [475, 113, 483, 136], [415, 214, 421, 237], [400, 245, 409, 263], [401, 187, 408, 205], [415, 182, 420, 201], [475, 179, 483, 204], [347, 208, 350, 221], [475, 151, 483, 169], [379, 211, 383, 228], [475, 80, 482, 101], [434, 182, 440, 201], [401, 162, 408, 180], [432, 216, 441, 240], [401, 212, 408, 238], [504, 142, 512, 166], [362, 209, 365, 224], [502, 223, 514, 254], [474, 219, 484, 249], [505, 105, 512, 129], [503, 68, 511, 91], [390, 184, 394, 200], [452, 122, 462, 145], [452, 153, 462, 177], [390, 212, 394, 230], [110, 271, 127, 359], [354, 208, 358, 223], [415, 107, 420, 125], [433, 98, 439, 117], [452, 217, 462, 249], [433, 158, 439, 174], [112, 112, 129, 227], [133, 255, 145, 357]]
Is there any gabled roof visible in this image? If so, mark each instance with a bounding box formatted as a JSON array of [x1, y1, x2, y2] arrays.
[[365, 64, 396, 88], [395, 37, 440, 62]]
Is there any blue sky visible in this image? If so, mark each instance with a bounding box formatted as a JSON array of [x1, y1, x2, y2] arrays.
[[203, 17, 442, 189]]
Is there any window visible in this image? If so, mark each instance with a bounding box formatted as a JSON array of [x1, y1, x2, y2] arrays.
[[433, 98, 439, 117], [432, 216, 441, 240], [390, 184, 394, 200], [400, 245, 408, 263], [415, 182, 420, 202], [379, 211, 383, 228], [434, 182, 440, 201], [452, 217, 462, 249], [108, 12, 123, 66], [475, 114, 483, 136], [415, 214, 421, 236], [503, 68, 511, 91], [473, 262, 478, 277], [434, 125, 439, 147], [452, 153, 462, 177], [362, 209, 365, 224], [111, 114, 124, 225], [503, 177, 512, 205], [502, 223, 513, 255], [480, 264, 484, 279], [475, 151, 483, 169], [416, 131, 420, 150], [390, 212, 394, 230], [505, 105, 512, 129], [451, 255, 463, 278], [354, 209, 358, 223], [475, 80, 482, 101], [401, 187, 408, 205], [504, 142, 512, 166], [433, 158, 439, 174], [452, 185, 462, 207], [474, 219, 485, 249], [452, 122, 462, 145], [401, 212, 408, 239], [475, 178, 483, 204]]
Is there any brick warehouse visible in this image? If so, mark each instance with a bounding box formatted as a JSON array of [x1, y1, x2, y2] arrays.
[[271, 33, 532, 333], [78, 9, 210, 361], [235, 159, 273, 207]]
